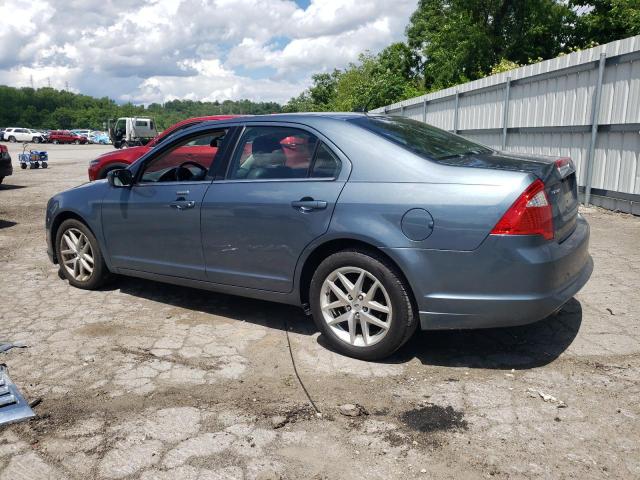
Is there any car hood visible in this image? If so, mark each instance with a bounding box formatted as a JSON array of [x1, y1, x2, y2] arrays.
[[95, 145, 150, 161]]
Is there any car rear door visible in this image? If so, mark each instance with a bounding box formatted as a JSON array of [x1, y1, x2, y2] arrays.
[[201, 123, 349, 293], [16, 129, 29, 142], [101, 127, 231, 280]]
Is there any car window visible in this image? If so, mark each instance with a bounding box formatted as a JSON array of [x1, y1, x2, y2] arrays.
[[349, 116, 492, 161], [227, 126, 318, 180], [139, 129, 228, 183], [311, 143, 341, 178]]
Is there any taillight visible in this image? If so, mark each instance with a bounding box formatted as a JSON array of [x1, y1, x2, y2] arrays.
[[0, 145, 7, 153], [491, 179, 554, 240]]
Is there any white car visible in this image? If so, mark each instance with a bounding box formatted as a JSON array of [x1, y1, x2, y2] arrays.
[[3, 128, 45, 143]]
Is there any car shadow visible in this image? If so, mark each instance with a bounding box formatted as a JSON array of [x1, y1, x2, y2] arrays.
[[109, 276, 582, 369], [113, 277, 315, 336], [0, 184, 26, 191], [383, 298, 583, 370], [0, 219, 17, 229]]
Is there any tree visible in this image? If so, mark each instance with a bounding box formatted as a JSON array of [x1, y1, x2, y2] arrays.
[[283, 47, 424, 113], [406, 0, 577, 91], [570, 0, 640, 47]]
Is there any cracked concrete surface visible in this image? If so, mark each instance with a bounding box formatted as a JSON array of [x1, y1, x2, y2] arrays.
[[0, 144, 639, 479]]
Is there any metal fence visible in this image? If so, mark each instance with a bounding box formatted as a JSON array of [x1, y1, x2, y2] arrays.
[[371, 35, 640, 215]]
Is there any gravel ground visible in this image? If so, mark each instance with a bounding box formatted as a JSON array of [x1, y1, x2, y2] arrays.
[[0, 143, 639, 480]]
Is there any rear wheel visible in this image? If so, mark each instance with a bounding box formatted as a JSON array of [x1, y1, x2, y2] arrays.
[[55, 219, 110, 289], [8, 136, 16, 143], [74, 140, 80, 145], [309, 249, 417, 360]]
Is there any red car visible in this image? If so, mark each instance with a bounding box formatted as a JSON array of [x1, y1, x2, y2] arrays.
[[88, 116, 239, 180], [49, 130, 88, 145]]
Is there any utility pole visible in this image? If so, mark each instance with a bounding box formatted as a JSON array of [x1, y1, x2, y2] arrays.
[[30, 75, 34, 89]]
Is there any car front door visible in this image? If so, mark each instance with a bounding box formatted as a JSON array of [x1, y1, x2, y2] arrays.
[[101, 128, 230, 279], [201, 124, 348, 293]]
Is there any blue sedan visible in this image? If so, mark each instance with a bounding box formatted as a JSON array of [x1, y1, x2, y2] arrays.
[[45, 114, 592, 360]]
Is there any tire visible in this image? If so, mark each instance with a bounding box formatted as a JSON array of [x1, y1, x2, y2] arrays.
[[20, 163, 27, 169], [8, 136, 16, 143], [33, 137, 41, 143], [309, 249, 418, 360], [74, 140, 80, 145], [55, 219, 111, 290], [41, 162, 48, 168], [53, 140, 59, 144]]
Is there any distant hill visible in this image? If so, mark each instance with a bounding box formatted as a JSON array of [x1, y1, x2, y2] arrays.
[[0, 85, 282, 130]]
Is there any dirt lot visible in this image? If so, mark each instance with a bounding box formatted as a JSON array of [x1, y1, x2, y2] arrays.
[[0, 143, 639, 480]]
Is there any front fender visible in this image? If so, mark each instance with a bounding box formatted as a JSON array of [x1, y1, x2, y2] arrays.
[[46, 181, 112, 268]]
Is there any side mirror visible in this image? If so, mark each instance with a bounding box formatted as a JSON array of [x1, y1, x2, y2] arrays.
[[107, 169, 133, 188]]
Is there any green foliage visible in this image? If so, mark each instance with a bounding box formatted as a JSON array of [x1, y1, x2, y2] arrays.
[[284, 45, 425, 112], [286, 0, 640, 112], [0, 85, 282, 130], [570, 0, 640, 46], [406, 0, 577, 91]]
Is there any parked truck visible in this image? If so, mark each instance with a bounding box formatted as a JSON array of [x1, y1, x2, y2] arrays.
[[108, 117, 157, 149]]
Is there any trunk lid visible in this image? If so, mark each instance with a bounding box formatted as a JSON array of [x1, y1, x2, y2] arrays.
[[438, 151, 579, 242]]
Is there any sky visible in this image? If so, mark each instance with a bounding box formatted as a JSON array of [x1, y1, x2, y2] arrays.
[[0, 0, 418, 105]]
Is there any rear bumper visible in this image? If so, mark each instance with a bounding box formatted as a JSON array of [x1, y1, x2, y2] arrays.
[[384, 215, 592, 330]]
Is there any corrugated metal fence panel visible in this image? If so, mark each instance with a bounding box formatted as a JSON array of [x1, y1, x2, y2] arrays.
[[458, 88, 503, 130], [371, 35, 640, 201], [425, 98, 456, 130]]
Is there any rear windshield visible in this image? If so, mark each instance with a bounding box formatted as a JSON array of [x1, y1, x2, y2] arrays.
[[349, 116, 492, 160]]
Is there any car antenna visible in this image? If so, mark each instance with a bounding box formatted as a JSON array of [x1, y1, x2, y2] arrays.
[[353, 98, 373, 115]]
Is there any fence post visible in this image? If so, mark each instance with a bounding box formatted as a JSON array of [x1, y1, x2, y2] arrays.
[[422, 98, 427, 123], [584, 52, 606, 207], [400, 105, 405, 117], [453, 91, 459, 133], [501, 76, 512, 150]]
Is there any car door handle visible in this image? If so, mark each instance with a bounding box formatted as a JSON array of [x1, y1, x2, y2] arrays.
[[291, 199, 328, 212], [169, 200, 196, 210]]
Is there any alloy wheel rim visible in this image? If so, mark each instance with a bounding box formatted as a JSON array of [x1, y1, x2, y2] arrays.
[[320, 266, 392, 347], [60, 228, 94, 281]]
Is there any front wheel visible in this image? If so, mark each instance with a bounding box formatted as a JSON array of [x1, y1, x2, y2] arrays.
[[8, 136, 16, 143], [33, 137, 41, 143], [309, 249, 417, 361], [53, 140, 59, 144], [55, 219, 111, 289]]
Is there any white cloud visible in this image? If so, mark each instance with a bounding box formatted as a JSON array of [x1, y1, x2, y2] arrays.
[[0, 0, 418, 104]]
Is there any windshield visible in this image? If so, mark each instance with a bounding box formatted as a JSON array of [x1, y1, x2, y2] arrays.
[[152, 121, 200, 147], [349, 116, 492, 161]]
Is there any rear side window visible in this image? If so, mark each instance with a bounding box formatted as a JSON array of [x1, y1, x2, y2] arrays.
[[349, 116, 491, 161], [311, 143, 340, 178], [228, 126, 318, 180]]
